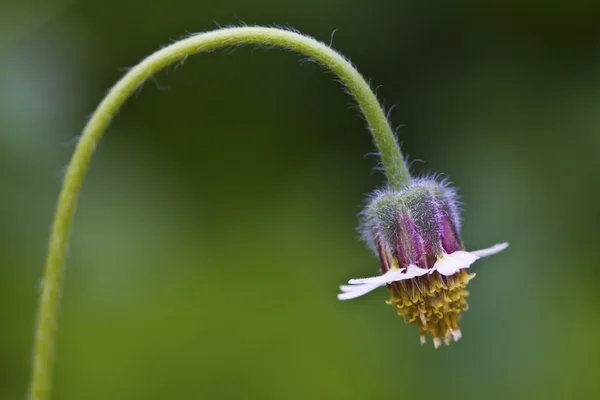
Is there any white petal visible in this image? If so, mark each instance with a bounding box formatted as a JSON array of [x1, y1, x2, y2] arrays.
[[347, 268, 406, 285], [337, 282, 383, 300], [433, 251, 479, 276], [399, 264, 431, 280], [348, 264, 430, 285], [433, 242, 509, 276], [339, 284, 363, 293], [470, 242, 509, 258], [339, 243, 509, 301]]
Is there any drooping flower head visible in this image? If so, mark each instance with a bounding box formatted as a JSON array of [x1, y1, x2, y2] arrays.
[[338, 178, 507, 348]]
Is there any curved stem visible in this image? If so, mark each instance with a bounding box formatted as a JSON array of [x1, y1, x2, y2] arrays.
[[28, 26, 410, 400]]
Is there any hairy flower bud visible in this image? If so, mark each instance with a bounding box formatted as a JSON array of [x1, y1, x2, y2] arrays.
[[338, 179, 507, 348]]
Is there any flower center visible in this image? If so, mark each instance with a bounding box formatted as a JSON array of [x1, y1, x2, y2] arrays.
[[386, 269, 474, 347]]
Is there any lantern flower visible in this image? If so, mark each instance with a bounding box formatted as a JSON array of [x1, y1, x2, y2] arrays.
[[338, 178, 508, 348], [29, 27, 511, 400]]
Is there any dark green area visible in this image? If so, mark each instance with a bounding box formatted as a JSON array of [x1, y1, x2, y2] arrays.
[[1, 0, 599, 399]]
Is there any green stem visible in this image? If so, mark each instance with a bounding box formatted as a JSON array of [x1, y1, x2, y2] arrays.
[[28, 26, 410, 400]]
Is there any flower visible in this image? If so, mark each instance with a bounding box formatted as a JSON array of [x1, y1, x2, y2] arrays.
[[338, 179, 508, 348]]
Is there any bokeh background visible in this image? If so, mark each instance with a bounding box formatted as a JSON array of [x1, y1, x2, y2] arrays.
[[2, 1, 600, 399]]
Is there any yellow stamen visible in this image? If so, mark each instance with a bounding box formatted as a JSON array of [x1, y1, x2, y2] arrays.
[[387, 269, 474, 347]]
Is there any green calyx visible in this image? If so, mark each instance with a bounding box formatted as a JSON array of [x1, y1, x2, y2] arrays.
[[360, 179, 462, 259]]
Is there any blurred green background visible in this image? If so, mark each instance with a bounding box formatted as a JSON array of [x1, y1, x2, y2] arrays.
[[2, 0, 600, 399]]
